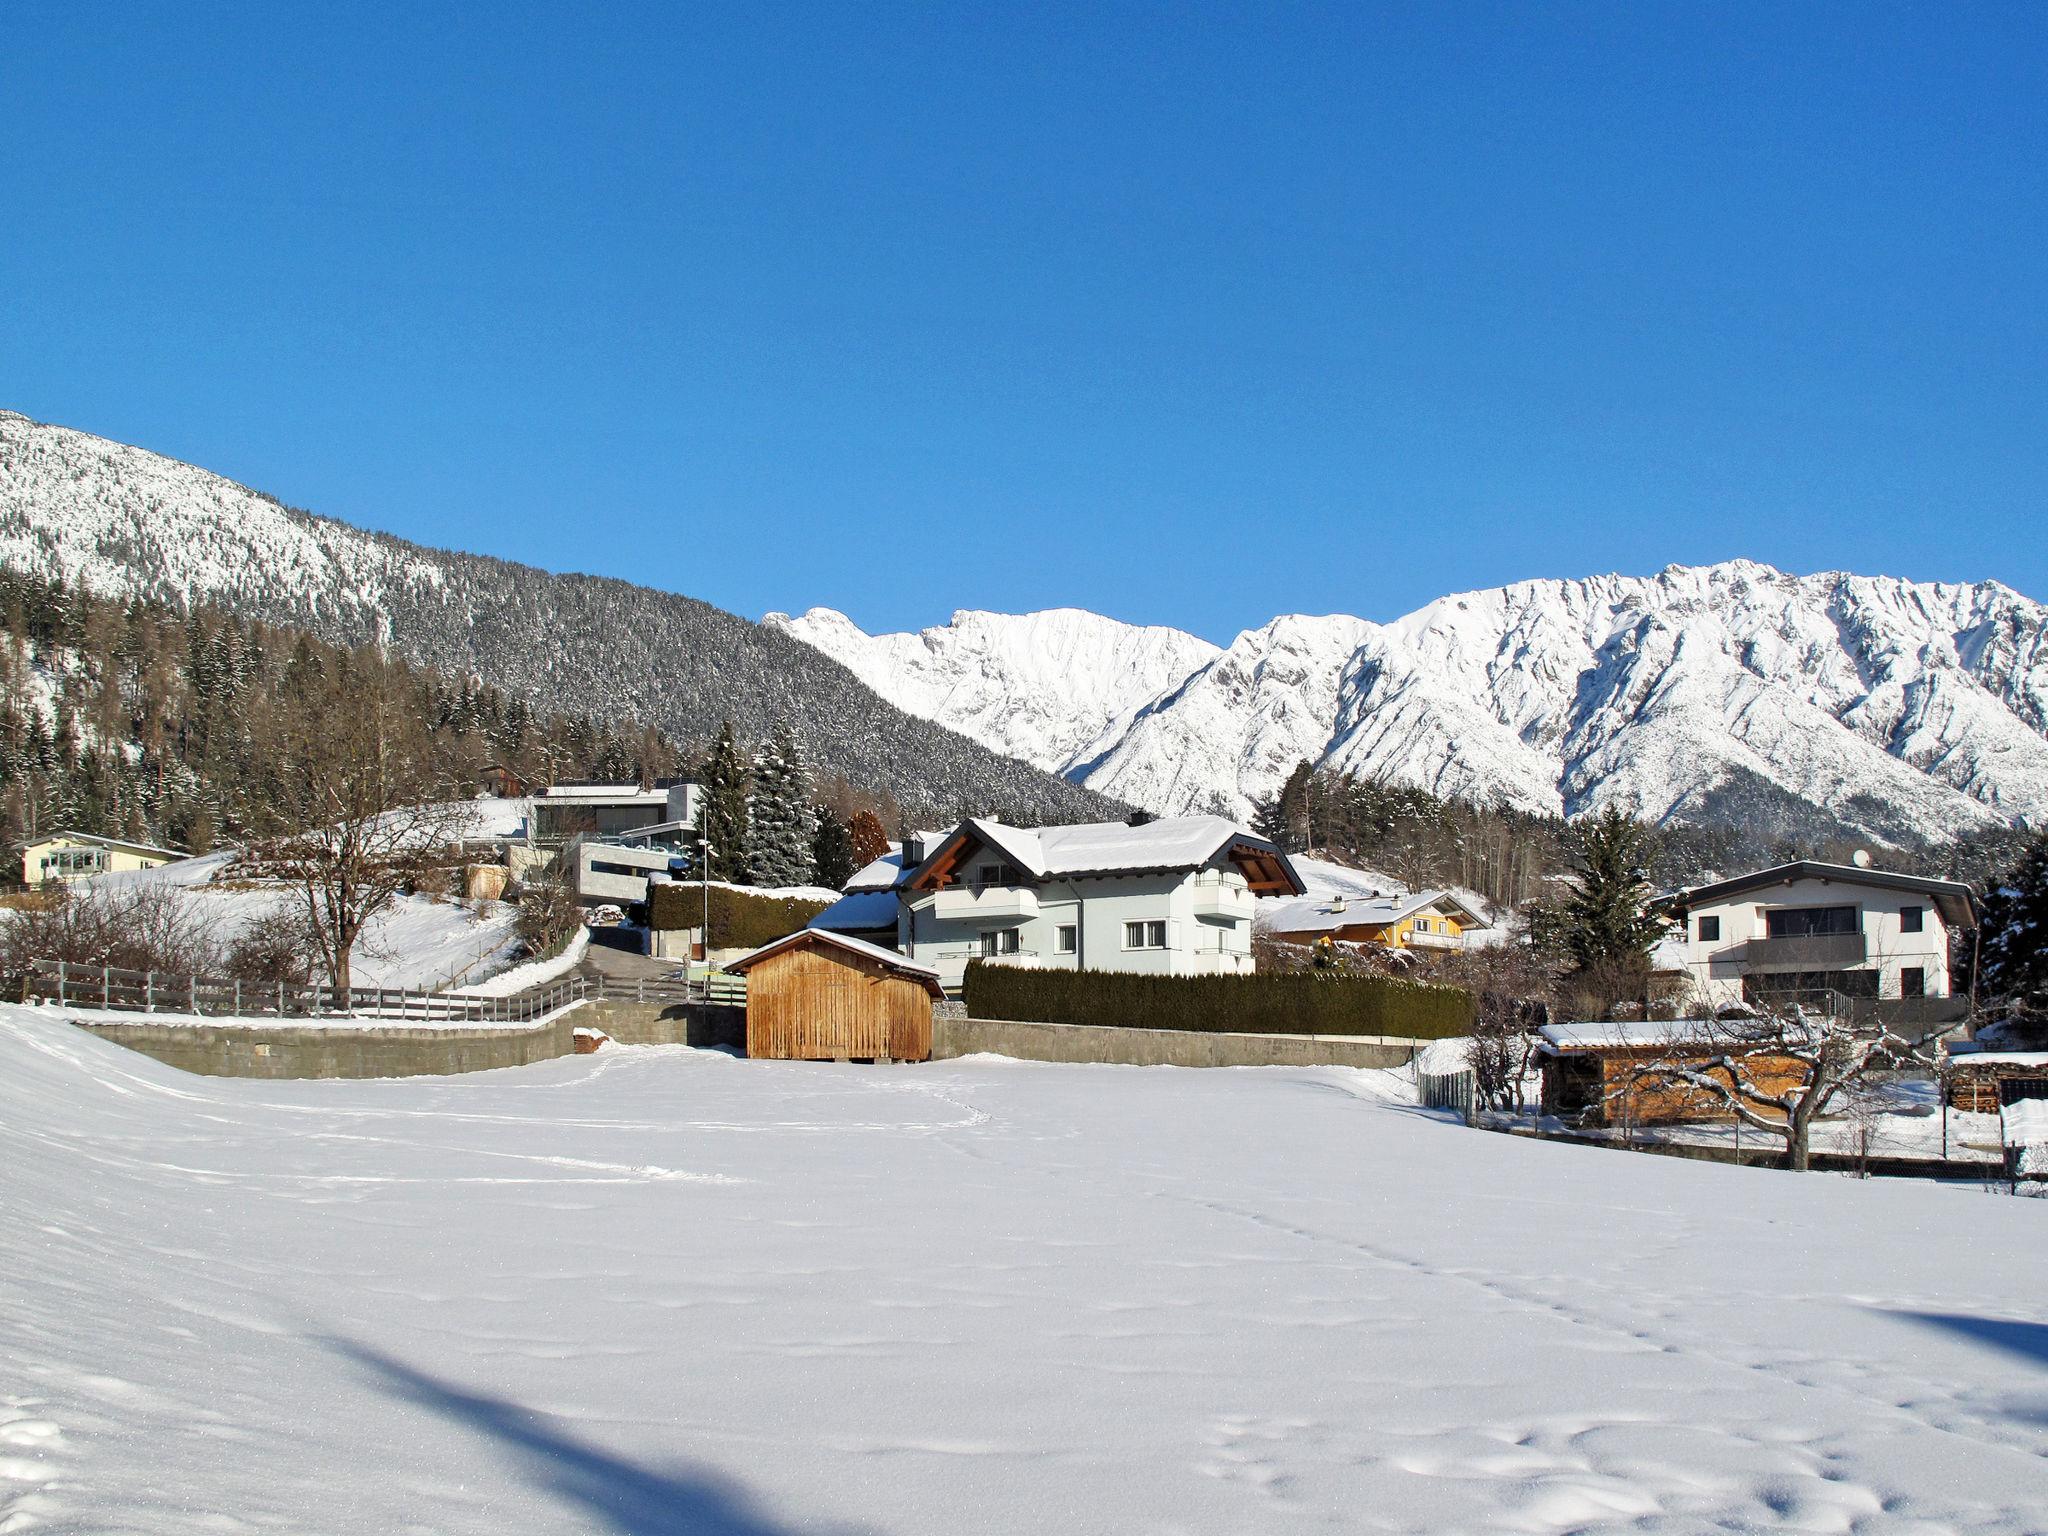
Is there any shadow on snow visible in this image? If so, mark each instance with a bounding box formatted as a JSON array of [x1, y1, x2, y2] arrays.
[[1892, 1312, 2048, 1370], [329, 1337, 864, 1536]]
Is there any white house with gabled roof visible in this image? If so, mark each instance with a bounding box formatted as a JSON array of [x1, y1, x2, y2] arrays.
[[814, 815, 1306, 992], [1654, 860, 1977, 1014]]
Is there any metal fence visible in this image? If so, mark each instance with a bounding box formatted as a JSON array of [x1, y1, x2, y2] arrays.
[[23, 956, 754, 1021], [26, 958, 590, 1023]]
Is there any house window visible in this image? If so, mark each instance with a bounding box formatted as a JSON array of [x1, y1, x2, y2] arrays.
[[1413, 918, 1431, 935], [979, 929, 1021, 958], [1900, 967, 1926, 998], [973, 861, 1024, 889], [1697, 915, 1720, 943], [1054, 925, 1077, 955], [1899, 905, 1924, 934], [1123, 920, 1166, 950]]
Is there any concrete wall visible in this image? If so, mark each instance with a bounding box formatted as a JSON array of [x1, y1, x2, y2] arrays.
[[71, 1000, 748, 1078], [574, 999, 744, 1050], [72, 1014, 582, 1079], [932, 1015, 1422, 1070]]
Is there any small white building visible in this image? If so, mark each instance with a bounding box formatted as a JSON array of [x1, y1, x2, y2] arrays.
[[839, 815, 1304, 992], [1656, 860, 1976, 1013]]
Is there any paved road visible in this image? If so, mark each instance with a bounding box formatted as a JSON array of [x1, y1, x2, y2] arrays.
[[576, 930, 679, 983]]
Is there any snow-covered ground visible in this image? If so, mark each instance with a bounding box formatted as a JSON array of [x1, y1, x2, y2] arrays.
[[60, 850, 523, 992], [4, 1008, 2044, 1534]]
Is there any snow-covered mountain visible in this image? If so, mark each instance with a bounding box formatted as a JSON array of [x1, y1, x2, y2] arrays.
[[772, 565, 2048, 846], [0, 410, 1121, 824], [764, 606, 1221, 777]]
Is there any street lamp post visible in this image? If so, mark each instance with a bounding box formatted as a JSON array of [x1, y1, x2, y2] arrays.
[[697, 838, 713, 992]]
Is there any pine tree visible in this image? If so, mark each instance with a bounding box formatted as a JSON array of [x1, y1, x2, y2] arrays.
[[1978, 831, 2048, 1005], [811, 808, 857, 888], [1533, 806, 1671, 1010], [690, 721, 753, 882], [748, 726, 819, 888], [1252, 760, 1315, 851]]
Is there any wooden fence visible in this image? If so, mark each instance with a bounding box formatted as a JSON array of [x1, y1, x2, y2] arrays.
[[1419, 1068, 1476, 1117]]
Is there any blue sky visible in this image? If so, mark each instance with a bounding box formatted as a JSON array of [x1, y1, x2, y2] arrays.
[[4, 3, 2043, 643]]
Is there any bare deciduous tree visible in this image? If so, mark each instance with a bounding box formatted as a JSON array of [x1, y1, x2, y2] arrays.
[[260, 699, 467, 994], [1617, 1008, 1947, 1172]]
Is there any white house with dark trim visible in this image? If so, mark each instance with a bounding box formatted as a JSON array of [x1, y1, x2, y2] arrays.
[[813, 815, 1306, 992], [1655, 860, 1977, 1012]]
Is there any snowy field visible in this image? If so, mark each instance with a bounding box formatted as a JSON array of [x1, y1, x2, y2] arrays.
[[3, 1008, 2045, 1535]]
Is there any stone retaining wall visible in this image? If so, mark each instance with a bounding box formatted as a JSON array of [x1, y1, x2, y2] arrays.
[[70, 1000, 749, 1079], [931, 1015, 1423, 1070], [72, 1011, 584, 1080]]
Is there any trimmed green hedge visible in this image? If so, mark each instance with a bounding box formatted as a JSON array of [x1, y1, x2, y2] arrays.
[[648, 884, 829, 950], [963, 961, 1473, 1040]]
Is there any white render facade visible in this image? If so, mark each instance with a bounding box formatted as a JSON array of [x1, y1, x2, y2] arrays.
[[1659, 861, 1976, 1012], [877, 816, 1304, 993]]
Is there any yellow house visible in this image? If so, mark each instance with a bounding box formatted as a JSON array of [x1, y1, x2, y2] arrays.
[[20, 830, 187, 887], [1261, 888, 1488, 951]]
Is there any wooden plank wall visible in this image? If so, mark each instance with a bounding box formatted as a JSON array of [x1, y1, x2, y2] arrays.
[[745, 945, 933, 1061], [1601, 1048, 1809, 1124]]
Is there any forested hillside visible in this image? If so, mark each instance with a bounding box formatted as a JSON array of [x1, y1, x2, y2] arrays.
[[0, 568, 680, 870], [0, 410, 1123, 825]]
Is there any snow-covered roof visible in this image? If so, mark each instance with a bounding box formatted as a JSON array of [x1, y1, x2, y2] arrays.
[[1536, 1019, 1815, 1053], [724, 927, 942, 994], [29, 828, 188, 860], [538, 784, 667, 805], [911, 815, 1304, 891], [1658, 860, 1978, 930], [1261, 888, 1486, 936], [1947, 1050, 2048, 1068], [845, 848, 909, 892], [808, 889, 902, 933]]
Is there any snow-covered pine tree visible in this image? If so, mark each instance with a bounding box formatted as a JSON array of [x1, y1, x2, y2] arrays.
[[690, 721, 753, 882], [747, 726, 819, 888], [1978, 831, 2048, 1005]]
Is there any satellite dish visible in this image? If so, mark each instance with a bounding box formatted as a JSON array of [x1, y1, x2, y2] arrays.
[[1851, 848, 1873, 869]]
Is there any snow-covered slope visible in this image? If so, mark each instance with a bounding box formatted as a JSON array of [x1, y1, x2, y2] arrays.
[[775, 563, 2048, 843], [765, 606, 1219, 776]]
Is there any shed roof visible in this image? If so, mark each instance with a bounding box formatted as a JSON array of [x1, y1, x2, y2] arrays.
[[1656, 860, 1977, 930], [1536, 1019, 1818, 1053], [725, 927, 944, 996]]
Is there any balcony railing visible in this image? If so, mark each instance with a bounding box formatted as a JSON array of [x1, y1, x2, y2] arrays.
[[1189, 882, 1254, 921], [1743, 932, 1867, 969], [924, 886, 1041, 922]]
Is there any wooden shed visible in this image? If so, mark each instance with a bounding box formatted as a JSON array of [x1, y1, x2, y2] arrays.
[[1944, 1050, 2048, 1114], [1537, 1021, 1811, 1127], [725, 929, 943, 1062]]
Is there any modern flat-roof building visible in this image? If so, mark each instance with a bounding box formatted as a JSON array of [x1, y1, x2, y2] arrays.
[[528, 781, 700, 847]]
